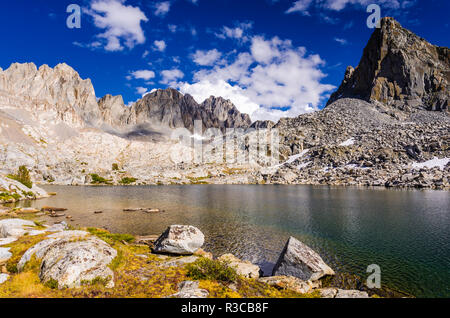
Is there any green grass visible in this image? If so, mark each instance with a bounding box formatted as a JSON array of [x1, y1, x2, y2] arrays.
[[87, 228, 135, 245], [186, 258, 238, 283]]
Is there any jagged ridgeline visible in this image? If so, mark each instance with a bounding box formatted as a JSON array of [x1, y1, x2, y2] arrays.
[[327, 17, 449, 112], [0, 63, 251, 135]]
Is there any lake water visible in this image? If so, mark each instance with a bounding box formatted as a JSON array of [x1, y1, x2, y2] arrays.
[[16, 185, 450, 297]]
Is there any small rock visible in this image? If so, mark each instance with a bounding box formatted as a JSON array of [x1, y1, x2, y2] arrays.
[[153, 225, 205, 255], [335, 289, 370, 298], [0, 237, 17, 246], [94, 211, 103, 214], [318, 288, 339, 298], [218, 254, 261, 278], [258, 275, 320, 294], [41, 206, 67, 212], [0, 247, 12, 263], [17, 208, 40, 214], [161, 256, 199, 268], [135, 235, 159, 246], [0, 219, 36, 238], [0, 273, 8, 284], [169, 281, 209, 298], [272, 236, 335, 281], [193, 248, 213, 260]]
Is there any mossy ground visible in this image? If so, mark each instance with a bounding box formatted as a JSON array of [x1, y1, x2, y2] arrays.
[[0, 225, 320, 298]]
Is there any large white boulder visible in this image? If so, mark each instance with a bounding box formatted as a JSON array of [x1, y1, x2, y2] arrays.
[[18, 231, 117, 289], [153, 225, 205, 255], [0, 273, 9, 284], [272, 237, 335, 281]]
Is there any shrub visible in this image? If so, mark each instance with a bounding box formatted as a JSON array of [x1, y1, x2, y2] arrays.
[[119, 177, 137, 185], [186, 258, 238, 283], [112, 163, 119, 171], [90, 174, 112, 185], [8, 166, 33, 189]]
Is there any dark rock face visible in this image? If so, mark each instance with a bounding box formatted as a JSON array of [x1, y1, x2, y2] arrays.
[[98, 88, 252, 133], [327, 17, 449, 112]]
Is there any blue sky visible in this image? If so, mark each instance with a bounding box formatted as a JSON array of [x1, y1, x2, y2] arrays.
[[0, 0, 448, 121]]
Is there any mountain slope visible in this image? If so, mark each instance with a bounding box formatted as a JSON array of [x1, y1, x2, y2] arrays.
[[327, 17, 449, 112]]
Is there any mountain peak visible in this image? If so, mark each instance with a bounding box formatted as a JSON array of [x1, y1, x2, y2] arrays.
[[327, 17, 449, 112]]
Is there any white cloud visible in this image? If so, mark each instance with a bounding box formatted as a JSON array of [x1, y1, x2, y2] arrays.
[[130, 70, 155, 80], [215, 22, 253, 42], [154, 1, 171, 17], [179, 79, 260, 115], [178, 36, 335, 122], [286, 0, 313, 14], [136, 86, 148, 95], [153, 40, 167, 52], [161, 69, 184, 85], [286, 0, 410, 13], [84, 0, 148, 51], [334, 37, 348, 45], [192, 49, 222, 66]]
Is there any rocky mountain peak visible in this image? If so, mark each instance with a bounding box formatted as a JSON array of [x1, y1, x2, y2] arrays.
[[327, 17, 449, 112], [0, 62, 101, 127]]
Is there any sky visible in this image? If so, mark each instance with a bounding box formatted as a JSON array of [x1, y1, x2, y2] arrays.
[[0, 0, 448, 122]]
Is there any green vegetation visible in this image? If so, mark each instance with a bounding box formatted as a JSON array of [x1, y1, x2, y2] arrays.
[[119, 177, 137, 185], [44, 279, 59, 290], [0, 192, 21, 202], [112, 163, 119, 171], [186, 258, 238, 283], [87, 228, 135, 245], [7, 166, 33, 189], [89, 174, 112, 185]]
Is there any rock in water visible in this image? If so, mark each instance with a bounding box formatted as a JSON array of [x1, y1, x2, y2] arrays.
[[327, 17, 449, 112], [153, 225, 205, 255], [18, 231, 117, 289], [272, 237, 335, 281]]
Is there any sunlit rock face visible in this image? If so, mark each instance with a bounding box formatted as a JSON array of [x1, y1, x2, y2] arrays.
[[327, 17, 449, 112]]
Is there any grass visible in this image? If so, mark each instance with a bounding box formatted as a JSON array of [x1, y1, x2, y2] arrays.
[[87, 228, 135, 245]]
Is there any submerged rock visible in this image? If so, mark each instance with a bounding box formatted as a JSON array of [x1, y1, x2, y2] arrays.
[[272, 236, 335, 281], [169, 281, 209, 298], [218, 254, 261, 279], [18, 230, 117, 289], [153, 225, 205, 255]]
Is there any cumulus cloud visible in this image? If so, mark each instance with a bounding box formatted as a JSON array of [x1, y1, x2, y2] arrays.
[[154, 1, 171, 17], [286, 0, 313, 14], [161, 69, 184, 85], [84, 0, 148, 51], [130, 70, 155, 80], [153, 40, 167, 52], [178, 36, 335, 122], [191, 49, 222, 66]]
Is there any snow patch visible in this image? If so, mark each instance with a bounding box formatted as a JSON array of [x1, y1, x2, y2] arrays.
[[412, 157, 449, 170], [339, 138, 355, 147], [286, 149, 309, 164], [297, 162, 311, 170]]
